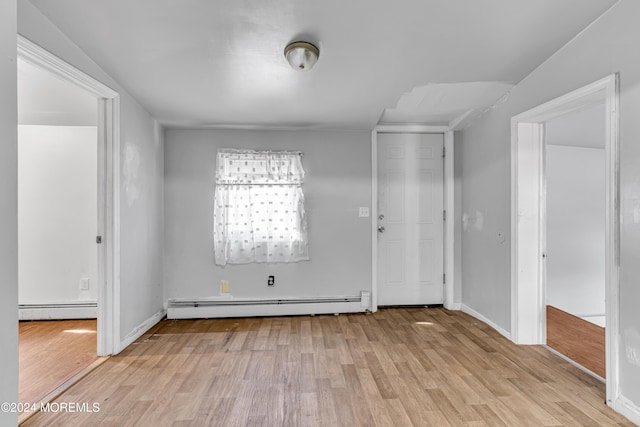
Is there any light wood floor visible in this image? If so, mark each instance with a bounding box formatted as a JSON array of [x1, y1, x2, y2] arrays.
[[24, 308, 632, 426], [19, 319, 98, 405], [546, 305, 606, 379]]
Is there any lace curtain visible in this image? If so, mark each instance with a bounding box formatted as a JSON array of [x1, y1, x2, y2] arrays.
[[213, 149, 309, 266]]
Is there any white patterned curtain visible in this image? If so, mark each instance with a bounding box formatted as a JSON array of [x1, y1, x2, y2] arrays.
[[213, 149, 309, 266]]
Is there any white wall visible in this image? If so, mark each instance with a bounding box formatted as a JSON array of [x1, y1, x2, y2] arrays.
[[18, 0, 164, 347], [119, 118, 164, 339], [545, 145, 605, 318], [164, 129, 371, 302], [18, 57, 97, 127], [18, 125, 98, 305], [458, 0, 640, 412], [0, 0, 18, 424]]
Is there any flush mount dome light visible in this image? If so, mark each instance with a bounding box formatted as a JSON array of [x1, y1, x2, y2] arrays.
[[284, 41, 319, 71]]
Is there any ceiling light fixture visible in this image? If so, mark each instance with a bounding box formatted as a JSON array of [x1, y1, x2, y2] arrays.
[[284, 41, 319, 71]]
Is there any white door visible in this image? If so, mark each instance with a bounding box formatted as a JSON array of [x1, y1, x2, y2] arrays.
[[377, 133, 444, 306]]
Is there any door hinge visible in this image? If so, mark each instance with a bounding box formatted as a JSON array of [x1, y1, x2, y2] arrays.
[[443, 210, 447, 221], [96, 236, 102, 244], [442, 147, 446, 158], [443, 273, 446, 284]]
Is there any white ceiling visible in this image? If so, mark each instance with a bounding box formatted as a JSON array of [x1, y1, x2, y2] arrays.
[[27, 0, 617, 130], [379, 81, 514, 129]]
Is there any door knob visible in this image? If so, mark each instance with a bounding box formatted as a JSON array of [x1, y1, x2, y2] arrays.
[[378, 226, 385, 233]]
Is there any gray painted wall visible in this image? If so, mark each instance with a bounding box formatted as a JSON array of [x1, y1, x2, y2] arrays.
[[545, 105, 606, 149], [19, 125, 98, 305], [458, 0, 640, 407], [545, 145, 605, 317], [18, 0, 164, 344], [164, 129, 371, 301], [0, 0, 18, 424]]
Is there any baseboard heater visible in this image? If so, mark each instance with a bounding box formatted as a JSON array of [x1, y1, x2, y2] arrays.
[[19, 302, 98, 320], [167, 292, 370, 319]]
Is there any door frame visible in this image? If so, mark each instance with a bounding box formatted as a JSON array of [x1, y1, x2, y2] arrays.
[[371, 126, 457, 311], [510, 74, 619, 405], [17, 35, 121, 356]]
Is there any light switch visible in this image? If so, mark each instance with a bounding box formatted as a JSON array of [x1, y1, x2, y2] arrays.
[[358, 207, 370, 217]]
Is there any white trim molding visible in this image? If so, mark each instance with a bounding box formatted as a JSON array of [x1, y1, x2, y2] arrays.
[[511, 121, 545, 345], [510, 74, 619, 407], [17, 35, 121, 356], [370, 130, 379, 312], [614, 396, 640, 426], [17, 36, 117, 99], [107, 95, 121, 356], [444, 131, 457, 309]]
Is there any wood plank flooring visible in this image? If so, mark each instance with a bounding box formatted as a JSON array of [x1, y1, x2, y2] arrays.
[[24, 308, 632, 426], [19, 319, 98, 405], [546, 305, 606, 379]]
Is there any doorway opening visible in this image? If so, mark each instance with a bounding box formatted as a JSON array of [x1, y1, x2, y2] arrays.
[[16, 35, 120, 412], [17, 54, 100, 405], [510, 74, 619, 405], [544, 105, 606, 379]]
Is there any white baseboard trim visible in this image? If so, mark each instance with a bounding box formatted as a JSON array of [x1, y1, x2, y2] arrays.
[[461, 304, 512, 340], [614, 395, 640, 425], [19, 302, 97, 320], [166, 297, 366, 320], [445, 302, 462, 311], [115, 309, 165, 354]]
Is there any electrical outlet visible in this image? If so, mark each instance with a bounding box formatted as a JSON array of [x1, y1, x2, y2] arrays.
[[221, 280, 229, 294], [79, 278, 90, 290], [358, 207, 370, 217], [267, 275, 275, 286]]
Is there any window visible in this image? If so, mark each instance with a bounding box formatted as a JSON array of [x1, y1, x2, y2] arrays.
[[213, 149, 309, 266]]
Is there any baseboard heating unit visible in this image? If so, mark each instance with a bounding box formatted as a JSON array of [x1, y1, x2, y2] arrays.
[[167, 292, 370, 319], [19, 302, 98, 320]]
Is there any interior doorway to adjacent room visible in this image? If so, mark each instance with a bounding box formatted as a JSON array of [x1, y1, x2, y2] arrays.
[[544, 105, 606, 379], [510, 74, 619, 405], [16, 37, 121, 417], [17, 53, 100, 406]]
